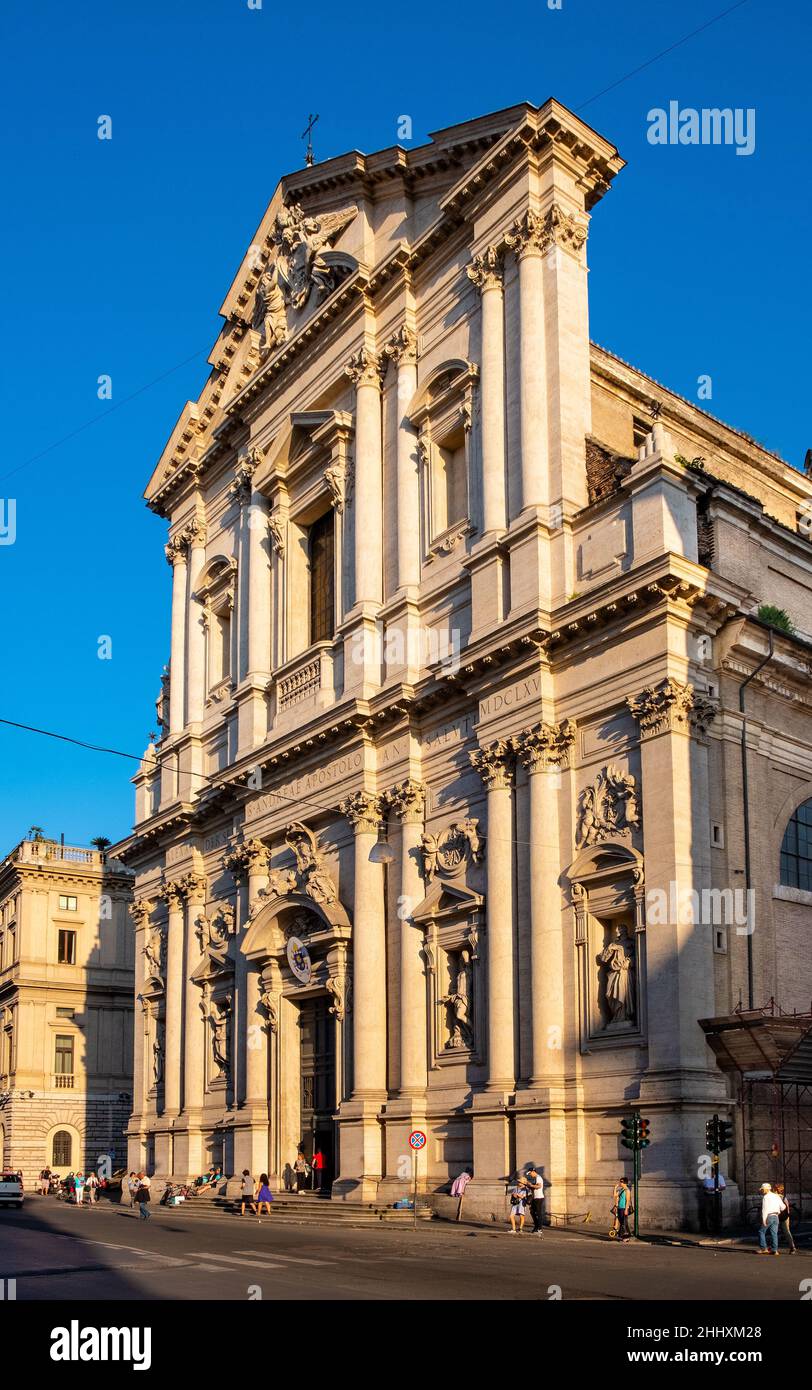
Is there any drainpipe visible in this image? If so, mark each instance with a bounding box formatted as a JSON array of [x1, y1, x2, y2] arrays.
[[738, 628, 774, 1009]]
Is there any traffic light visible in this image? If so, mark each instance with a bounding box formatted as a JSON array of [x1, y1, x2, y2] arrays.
[[620, 1116, 637, 1150], [705, 1116, 720, 1154], [717, 1119, 733, 1153], [638, 1118, 651, 1149]]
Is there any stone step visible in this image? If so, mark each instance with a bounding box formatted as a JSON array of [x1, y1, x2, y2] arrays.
[[158, 1194, 425, 1224]]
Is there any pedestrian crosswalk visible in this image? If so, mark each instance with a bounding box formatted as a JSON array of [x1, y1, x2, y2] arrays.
[[185, 1249, 335, 1275]]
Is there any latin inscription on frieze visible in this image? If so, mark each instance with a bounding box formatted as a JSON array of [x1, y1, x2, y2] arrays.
[[246, 749, 364, 822], [478, 674, 541, 723]]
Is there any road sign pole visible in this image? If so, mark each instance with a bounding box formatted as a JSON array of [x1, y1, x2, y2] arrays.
[[413, 1149, 418, 1229], [633, 1145, 640, 1239], [408, 1130, 426, 1229]]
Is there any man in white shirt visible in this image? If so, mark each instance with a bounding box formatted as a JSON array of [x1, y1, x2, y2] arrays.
[[525, 1165, 545, 1238], [758, 1182, 786, 1255]]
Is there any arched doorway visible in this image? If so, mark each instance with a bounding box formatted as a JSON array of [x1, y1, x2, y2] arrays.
[[242, 888, 352, 1193]]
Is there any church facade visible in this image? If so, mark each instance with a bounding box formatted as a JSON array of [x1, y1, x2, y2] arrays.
[[122, 100, 812, 1227]]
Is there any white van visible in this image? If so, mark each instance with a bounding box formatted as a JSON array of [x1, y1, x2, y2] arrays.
[[0, 1172, 24, 1209]]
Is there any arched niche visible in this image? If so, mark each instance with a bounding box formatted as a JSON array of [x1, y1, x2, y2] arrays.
[[567, 839, 647, 1051]]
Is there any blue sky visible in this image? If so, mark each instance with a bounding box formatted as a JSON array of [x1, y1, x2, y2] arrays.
[[0, 0, 809, 850]]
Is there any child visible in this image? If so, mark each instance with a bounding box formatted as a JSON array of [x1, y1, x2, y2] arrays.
[[508, 1177, 528, 1235]]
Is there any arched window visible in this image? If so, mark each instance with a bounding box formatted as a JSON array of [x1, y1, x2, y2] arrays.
[[780, 798, 812, 892], [52, 1130, 72, 1168]]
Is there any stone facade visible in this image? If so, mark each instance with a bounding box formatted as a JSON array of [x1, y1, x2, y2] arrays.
[[0, 839, 134, 1183], [120, 100, 812, 1228]]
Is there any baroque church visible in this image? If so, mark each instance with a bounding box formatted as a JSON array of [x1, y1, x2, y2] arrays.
[[120, 100, 812, 1226]]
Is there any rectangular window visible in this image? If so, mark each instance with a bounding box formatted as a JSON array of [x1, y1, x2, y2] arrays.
[[57, 930, 76, 965], [309, 511, 335, 644], [209, 611, 231, 688], [58, 894, 77, 911], [56, 1007, 75, 1019], [54, 1034, 74, 1075]]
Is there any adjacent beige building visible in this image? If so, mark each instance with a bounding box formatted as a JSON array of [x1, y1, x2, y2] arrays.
[[0, 838, 134, 1183], [121, 100, 812, 1227]]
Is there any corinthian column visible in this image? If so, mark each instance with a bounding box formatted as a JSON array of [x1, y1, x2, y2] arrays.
[[185, 518, 207, 726], [247, 489, 271, 678], [179, 873, 207, 1110], [470, 740, 516, 1091], [129, 899, 154, 1125], [467, 246, 506, 534], [515, 720, 576, 1083], [505, 212, 549, 513], [386, 327, 420, 590], [340, 791, 387, 1097], [158, 880, 185, 1115], [345, 348, 384, 607], [226, 839, 270, 1108], [165, 537, 188, 735], [389, 779, 427, 1096]]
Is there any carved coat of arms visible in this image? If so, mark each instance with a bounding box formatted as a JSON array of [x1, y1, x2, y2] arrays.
[[254, 202, 357, 354]]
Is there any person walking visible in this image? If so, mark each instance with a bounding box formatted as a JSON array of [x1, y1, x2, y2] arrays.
[[123, 1172, 137, 1206], [525, 1165, 545, 1238], [311, 1148, 325, 1192], [508, 1175, 528, 1235], [255, 1173, 274, 1222], [239, 1170, 256, 1217], [757, 1182, 786, 1255], [86, 1172, 99, 1207], [136, 1173, 151, 1221], [774, 1184, 797, 1254], [39, 1167, 51, 1196], [612, 1178, 632, 1242], [74, 1172, 85, 1207]]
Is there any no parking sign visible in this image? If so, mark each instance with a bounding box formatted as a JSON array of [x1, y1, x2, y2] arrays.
[[408, 1131, 426, 1225]]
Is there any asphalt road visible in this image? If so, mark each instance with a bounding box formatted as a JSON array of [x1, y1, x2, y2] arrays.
[[0, 1197, 809, 1302]]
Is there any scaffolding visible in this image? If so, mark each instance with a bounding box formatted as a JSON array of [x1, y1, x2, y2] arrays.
[[699, 1000, 812, 1221]]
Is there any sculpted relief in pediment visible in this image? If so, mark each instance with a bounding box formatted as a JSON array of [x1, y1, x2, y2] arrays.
[[254, 202, 358, 356]]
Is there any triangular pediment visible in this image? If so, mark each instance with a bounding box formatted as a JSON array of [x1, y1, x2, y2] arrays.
[[412, 878, 483, 925]]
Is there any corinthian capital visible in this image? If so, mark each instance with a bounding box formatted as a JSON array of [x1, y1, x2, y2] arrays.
[[345, 347, 384, 390], [387, 778, 426, 825], [182, 516, 208, 549], [340, 790, 384, 834], [469, 739, 515, 790], [164, 535, 186, 566], [230, 446, 262, 504], [505, 204, 587, 261], [466, 245, 503, 291], [179, 871, 208, 904], [382, 324, 417, 366], [129, 898, 155, 928], [515, 718, 577, 772], [224, 838, 270, 880], [158, 879, 184, 912], [627, 678, 716, 739]]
